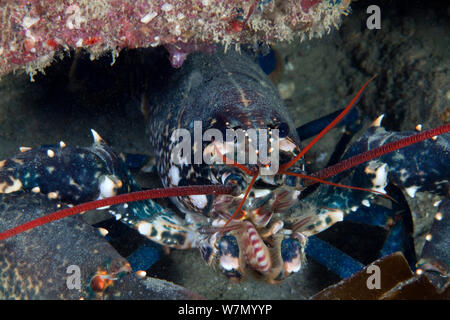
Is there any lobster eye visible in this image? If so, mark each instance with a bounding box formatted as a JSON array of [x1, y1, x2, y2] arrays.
[[222, 173, 247, 195], [277, 122, 290, 138]]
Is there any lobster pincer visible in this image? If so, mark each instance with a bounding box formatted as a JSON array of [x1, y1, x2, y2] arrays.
[[0, 130, 203, 251]]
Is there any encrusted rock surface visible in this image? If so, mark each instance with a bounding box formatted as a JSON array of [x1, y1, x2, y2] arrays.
[[0, 0, 350, 78]]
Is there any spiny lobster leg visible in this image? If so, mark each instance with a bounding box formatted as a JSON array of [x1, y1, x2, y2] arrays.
[[0, 131, 200, 249]]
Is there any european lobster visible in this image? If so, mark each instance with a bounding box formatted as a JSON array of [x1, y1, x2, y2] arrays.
[[0, 47, 448, 298]]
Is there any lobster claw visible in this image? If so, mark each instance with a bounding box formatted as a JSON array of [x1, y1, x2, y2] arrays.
[[0, 130, 203, 250], [0, 130, 131, 203]]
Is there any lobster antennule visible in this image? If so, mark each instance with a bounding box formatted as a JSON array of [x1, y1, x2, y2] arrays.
[[0, 185, 234, 241]]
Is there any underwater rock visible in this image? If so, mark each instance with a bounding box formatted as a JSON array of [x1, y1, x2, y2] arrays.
[[0, 192, 201, 299], [0, 0, 351, 78], [312, 252, 448, 300]]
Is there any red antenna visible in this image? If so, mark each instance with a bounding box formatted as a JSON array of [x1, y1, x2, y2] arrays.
[[279, 75, 377, 172], [0, 185, 233, 241]]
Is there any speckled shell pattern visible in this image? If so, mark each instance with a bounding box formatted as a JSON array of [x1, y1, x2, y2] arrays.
[[146, 48, 301, 215]]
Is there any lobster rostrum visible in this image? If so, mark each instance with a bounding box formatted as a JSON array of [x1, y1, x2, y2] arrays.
[[0, 47, 448, 287]]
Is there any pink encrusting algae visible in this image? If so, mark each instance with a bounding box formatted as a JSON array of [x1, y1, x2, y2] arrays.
[[0, 0, 351, 78]]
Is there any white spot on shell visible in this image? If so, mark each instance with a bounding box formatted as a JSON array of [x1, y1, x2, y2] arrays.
[[47, 191, 59, 199], [253, 189, 271, 198], [189, 195, 208, 209], [277, 82, 295, 100], [47, 149, 55, 158], [279, 138, 297, 153], [284, 254, 302, 273], [366, 162, 388, 194], [405, 185, 420, 198], [399, 169, 409, 182], [136, 270, 147, 279], [137, 221, 152, 236], [362, 199, 370, 207], [97, 227, 109, 237], [285, 61, 295, 71], [220, 255, 239, 271], [168, 166, 181, 185], [98, 175, 121, 199], [435, 212, 443, 221], [0, 178, 23, 193]]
